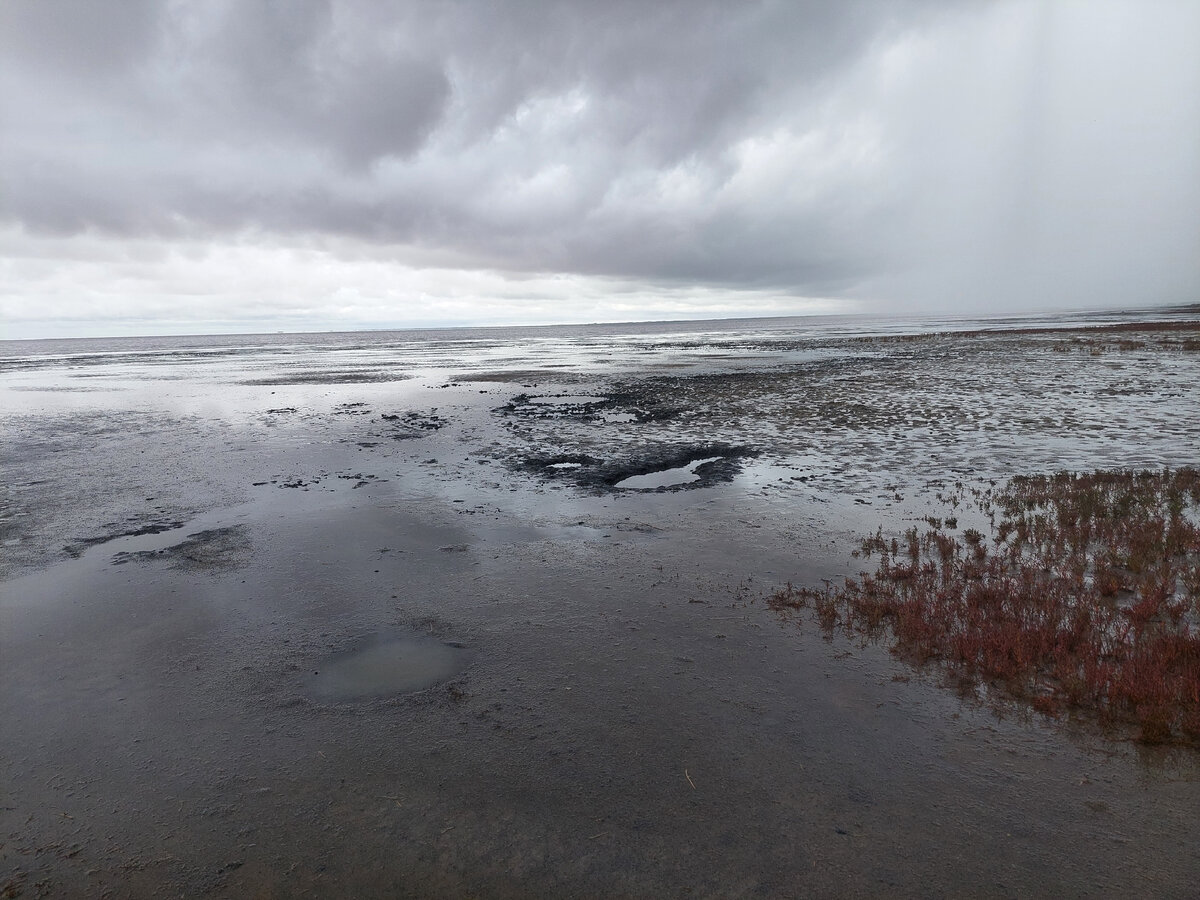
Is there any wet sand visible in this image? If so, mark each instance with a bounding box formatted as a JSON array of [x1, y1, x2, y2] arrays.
[[3, 315, 1200, 897]]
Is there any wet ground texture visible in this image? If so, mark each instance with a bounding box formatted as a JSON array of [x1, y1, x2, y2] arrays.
[[2, 314, 1200, 897]]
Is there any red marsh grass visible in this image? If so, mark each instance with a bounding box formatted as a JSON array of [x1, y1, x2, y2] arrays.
[[772, 468, 1200, 746]]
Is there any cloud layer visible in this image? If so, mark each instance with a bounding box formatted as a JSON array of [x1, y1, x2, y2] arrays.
[[3, 0, 1198, 336]]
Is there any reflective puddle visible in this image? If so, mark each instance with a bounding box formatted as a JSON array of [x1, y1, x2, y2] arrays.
[[614, 457, 724, 490], [305, 632, 470, 702]]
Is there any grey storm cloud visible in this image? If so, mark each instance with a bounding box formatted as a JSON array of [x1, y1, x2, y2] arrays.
[[2, 0, 1199, 316], [1, 1, 946, 285]]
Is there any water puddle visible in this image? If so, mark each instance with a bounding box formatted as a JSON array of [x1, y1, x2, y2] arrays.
[[615, 457, 724, 490], [305, 631, 470, 702]]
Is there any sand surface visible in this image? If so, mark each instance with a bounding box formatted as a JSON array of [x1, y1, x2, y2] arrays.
[[3, 314, 1199, 897]]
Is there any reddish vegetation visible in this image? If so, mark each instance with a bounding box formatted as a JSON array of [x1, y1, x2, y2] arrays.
[[772, 469, 1200, 746]]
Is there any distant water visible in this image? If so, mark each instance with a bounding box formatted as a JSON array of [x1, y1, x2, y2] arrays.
[[2, 305, 1196, 367]]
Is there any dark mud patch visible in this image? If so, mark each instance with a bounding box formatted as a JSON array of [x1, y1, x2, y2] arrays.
[[337, 472, 383, 488], [522, 444, 756, 493], [241, 371, 411, 385], [304, 631, 471, 702], [111, 525, 252, 573], [453, 370, 593, 385], [378, 410, 448, 438], [63, 520, 186, 558], [496, 389, 678, 424]]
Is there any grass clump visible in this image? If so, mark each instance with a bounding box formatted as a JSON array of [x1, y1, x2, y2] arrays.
[[772, 468, 1200, 746]]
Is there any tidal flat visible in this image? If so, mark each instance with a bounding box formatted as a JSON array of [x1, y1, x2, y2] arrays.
[[2, 311, 1199, 897]]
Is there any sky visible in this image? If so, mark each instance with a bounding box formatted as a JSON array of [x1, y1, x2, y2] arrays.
[[2, 0, 1198, 338]]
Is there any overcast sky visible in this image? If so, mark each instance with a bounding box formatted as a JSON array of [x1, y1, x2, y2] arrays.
[[2, 0, 1198, 338]]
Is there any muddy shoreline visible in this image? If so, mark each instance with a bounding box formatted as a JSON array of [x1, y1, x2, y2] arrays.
[[3, 317, 1200, 897]]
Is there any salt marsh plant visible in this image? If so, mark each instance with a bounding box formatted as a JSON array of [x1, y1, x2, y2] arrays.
[[772, 468, 1200, 746]]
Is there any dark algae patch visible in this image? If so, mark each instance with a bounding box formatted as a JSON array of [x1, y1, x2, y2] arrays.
[[378, 409, 448, 438], [772, 467, 1200, 746]]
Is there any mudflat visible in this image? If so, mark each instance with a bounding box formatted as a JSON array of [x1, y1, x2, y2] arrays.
[[3, 314, 1199, 897]]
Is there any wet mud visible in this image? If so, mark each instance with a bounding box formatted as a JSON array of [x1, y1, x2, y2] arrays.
[[241, 370, 412, 385], [2, 313, 1199, 897], [377, 410, 449, 439], [63, 519, 187, 559], [110, 525, 252, 573], [305, 630, 472, 703]]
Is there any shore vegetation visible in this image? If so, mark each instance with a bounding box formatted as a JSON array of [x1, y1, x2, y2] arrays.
[[772, 468, 1200, 746]]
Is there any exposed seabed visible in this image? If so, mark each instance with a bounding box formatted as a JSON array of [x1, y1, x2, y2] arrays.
[[3, 315, 1199, 897]]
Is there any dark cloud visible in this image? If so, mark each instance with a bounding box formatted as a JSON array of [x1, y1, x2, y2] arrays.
[[1, 0, 163, 80], [2, 0, 1198, 321], [1, 1, 941, 283]]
